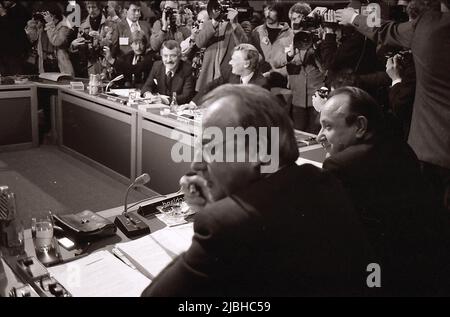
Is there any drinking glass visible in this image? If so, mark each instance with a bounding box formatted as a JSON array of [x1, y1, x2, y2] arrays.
[[31, 216, 54, 253]]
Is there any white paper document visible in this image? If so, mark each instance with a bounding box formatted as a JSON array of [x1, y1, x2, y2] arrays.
[[116, 223, 194, 278], [48, 250, 151, 297]]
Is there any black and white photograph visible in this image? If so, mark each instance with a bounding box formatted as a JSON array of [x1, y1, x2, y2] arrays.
[[1, 0, 449, 301]]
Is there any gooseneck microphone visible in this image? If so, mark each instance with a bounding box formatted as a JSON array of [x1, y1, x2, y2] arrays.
[[123, 173, 150, 214], [105, 74, 124, 92], [114, 174, 151, 238]]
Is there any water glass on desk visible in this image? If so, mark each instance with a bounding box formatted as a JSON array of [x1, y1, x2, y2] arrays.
[[31, 216, 54, 253]]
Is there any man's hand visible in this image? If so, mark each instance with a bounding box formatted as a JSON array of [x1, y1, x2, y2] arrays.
[[71, 37, 86, 48], [161, 10, 168, 31], [179, 174, 213, 213], [335, 8, 358, 26], [312, 92, 328, 113], [103, 46, 114, 64], [42, 11, 53, 24], [386, 55, 402, 83], [227, 8, 238, 23], [178, 101, 197, 111]]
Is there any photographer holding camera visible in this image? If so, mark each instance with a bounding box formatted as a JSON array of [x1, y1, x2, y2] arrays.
[[194, 0, 247, 92], [272, 2, 325, 133], [150, 1, 191, 52], [70, 1, 119, 77], [40, 5, 74, 76]]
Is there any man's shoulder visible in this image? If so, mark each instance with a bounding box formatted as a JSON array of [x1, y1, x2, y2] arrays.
[[178, 61, 193, 75]]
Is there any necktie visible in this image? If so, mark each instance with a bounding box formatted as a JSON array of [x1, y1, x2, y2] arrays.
[[131, 22, 139, 32], [166, 71, 173, 94], [133, 55, 142, 65]]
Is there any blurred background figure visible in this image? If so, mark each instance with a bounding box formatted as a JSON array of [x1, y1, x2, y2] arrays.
[[104, 30, 155, 88], [42, 3, 74, 75], [150, 1, 191, 52], [194, 0, 247, 92]]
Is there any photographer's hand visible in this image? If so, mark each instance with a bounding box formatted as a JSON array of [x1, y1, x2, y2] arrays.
[[335, 8, 358, 26], [386, 55, 402, 85], [71, 37, 86, 48], [42, 11, 53, 24], [161, 9, 168, 32], [103, 46, 115, 65], [227, 8, 238, 24]]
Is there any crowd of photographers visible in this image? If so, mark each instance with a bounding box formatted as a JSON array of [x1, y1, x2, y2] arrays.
[[0, 1, 425, 133], [0, 0, 448, 211]]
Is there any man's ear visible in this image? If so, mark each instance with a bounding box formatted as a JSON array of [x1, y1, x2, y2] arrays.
[[355, 115, 368, 139]]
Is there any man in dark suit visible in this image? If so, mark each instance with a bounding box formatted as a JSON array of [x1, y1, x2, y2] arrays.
[[317, 86, 450, 295], [117, 1, 152, 55], [191, 43, 270, 106], [336, 0, 450, 212], [141, 40, 194, 105], [142, 84, 373, 297], [104, 30, 154, 88]]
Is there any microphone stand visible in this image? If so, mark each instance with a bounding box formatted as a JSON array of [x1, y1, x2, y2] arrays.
[[114, 174, 151, 238], [105, 74, 124, 93]]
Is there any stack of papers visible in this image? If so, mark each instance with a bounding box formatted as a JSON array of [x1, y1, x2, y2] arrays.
[[46, 223, 194, 296], [48, 250, 150, 297], [115, 223, 194, 279]]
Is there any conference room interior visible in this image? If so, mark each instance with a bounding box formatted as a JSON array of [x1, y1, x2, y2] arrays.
[[1, 0, 450, 297]]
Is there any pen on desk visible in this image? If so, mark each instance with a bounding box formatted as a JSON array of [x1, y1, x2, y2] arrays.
[[111, 247, 136, 270]]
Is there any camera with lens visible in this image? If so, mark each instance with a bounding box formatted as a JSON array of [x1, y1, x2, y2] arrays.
[[316, 87, 329, 99], [164, 7, 179, 30], [32, 11, 46, 23], [385, 49, 413, 69], [293, 30, 320, 50], [216, 0, 232, 22]]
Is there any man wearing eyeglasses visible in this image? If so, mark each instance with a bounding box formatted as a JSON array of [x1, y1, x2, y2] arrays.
[[141, 84, 373, 297]]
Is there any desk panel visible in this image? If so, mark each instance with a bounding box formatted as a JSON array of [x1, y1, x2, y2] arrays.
[[59, 91, 136, 181], [0, 85, 38, 151], [138, 115, 193, 194]]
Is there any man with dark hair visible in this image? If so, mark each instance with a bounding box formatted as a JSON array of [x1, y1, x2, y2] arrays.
[[117, 1, 152, 55], [318, 86, 449, 295], [142, 84, 373, 296], [336, 0, 450, 213], [251, 3, 292, 87], [141, 40, 194, 105]]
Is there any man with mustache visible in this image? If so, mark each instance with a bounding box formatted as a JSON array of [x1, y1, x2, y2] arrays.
[[251, 3, 292, 87], [141, 40, 194, 105]]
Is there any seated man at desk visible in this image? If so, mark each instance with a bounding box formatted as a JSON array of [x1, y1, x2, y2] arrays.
[[141, 84, 372, 296], [141, 40, 194, 105], [317, 86, 450, 295], [104, 30, 155, 88], [190, 43, 270, 106]]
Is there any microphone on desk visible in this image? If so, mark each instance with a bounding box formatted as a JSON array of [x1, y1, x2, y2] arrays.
[[114, 173, 151, 238], [105, 74, 124, 93]]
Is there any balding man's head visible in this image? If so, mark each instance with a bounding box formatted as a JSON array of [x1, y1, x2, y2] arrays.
[[191, 85, 298, 201], [317, 86, 384, 156]]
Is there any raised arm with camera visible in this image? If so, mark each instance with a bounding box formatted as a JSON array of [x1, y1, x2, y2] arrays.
[[150, 1, 191, 52], [194, 1, 247, 92], [336, 1, 450, 212]]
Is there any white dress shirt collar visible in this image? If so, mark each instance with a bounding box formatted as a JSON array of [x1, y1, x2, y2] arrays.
[[240, 72, 254, 85], [127, 18, 140, 31]]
